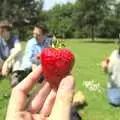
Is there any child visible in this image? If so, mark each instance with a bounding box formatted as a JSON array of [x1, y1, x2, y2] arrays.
[[102, 36, 120, 106]]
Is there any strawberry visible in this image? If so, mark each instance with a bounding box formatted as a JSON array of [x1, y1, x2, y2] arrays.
[[40, 48, 75, 89]]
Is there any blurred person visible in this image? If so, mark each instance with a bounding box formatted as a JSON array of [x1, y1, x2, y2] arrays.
[[0, 20, 22, 78], [102, 34, 120, 106]]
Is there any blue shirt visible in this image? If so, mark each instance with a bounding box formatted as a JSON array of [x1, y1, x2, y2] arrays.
[[7, 35, 19, 50], [0, 35, 19, 60], [20, 37, 51, 70]]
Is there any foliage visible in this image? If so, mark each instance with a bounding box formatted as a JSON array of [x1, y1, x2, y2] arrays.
[[0, 0, 119, 40], [0, 0, 43, 26], [44, 0, 119, 39], [0, 0, 44, 41]]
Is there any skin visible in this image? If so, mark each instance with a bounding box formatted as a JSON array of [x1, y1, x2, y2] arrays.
[[6, 65, 75, 120], [33, 27, 46, 42], [101, 58, 110, 72]]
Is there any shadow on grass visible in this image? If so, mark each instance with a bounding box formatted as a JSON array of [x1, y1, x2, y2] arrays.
[[0, 76, 5, 81], [110, 103, 120, 108], [75, 102, 88, 110], [71, 102, 88, 120]]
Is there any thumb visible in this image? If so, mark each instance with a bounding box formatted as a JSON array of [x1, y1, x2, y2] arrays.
[[49, 75, 75, 120]]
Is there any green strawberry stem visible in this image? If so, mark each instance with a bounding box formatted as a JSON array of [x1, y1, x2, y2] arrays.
[[52, 38, 66, 48]]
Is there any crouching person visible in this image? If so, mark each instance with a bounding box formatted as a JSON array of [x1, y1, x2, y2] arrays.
[[102, 44, 120, 106], [0, 20, 22, 82]]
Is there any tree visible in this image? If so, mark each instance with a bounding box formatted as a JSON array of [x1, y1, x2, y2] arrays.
[[114, 2, 120, 18], [73, 0, 114, 41], [46, 3, 74, 38], [0, 0, 44, 27], [0, 0, 44, 41]]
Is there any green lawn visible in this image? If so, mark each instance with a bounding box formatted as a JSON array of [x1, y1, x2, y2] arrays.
[[0, 39, 120, 120]]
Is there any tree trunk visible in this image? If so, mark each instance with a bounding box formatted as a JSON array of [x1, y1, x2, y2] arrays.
[[91, 25, 95, 42]]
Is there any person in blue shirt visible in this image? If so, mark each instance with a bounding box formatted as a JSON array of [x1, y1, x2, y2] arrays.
[[22, 24, 51, 80], [20, 24, 51, 71], [0, 20, 22, 78], [11, 24, 51, 87]]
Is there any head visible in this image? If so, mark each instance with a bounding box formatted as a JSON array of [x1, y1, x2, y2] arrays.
[[33, 24, 48, 42], [0, 20, 12, 41]]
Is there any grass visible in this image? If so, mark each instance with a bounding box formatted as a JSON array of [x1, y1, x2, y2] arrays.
[[0, 39, 120, 120]]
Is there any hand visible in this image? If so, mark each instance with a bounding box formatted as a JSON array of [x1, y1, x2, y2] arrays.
[[32, 64, 38, 71], [2, 61, 8, 76], [6, 66, 75, 120], [101, 58, 110, 72]]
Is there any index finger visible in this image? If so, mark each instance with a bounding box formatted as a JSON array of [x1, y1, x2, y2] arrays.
[[7, 65, 42, 113]]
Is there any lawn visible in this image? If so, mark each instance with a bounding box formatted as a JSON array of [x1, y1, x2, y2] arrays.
[[0, 39, 120, 120]]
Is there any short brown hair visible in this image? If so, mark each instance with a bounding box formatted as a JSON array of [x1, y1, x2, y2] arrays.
[[35, 24, 48, 35]]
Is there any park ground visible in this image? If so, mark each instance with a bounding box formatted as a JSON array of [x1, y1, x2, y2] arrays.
[[0, 39, 120, 120]]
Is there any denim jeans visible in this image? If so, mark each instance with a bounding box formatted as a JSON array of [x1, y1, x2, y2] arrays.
[[108, 88, 120, 106]]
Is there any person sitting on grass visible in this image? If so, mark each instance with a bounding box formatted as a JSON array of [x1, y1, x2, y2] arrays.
[[11, 24, 51, 87], [102, 36, 120, 106], [0, 20, 22, 78]]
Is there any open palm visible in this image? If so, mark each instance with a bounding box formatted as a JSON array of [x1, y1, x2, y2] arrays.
[[6, 66, 74, 120]]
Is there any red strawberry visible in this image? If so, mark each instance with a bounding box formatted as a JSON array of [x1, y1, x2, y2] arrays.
[[40, 48, 75, 89]]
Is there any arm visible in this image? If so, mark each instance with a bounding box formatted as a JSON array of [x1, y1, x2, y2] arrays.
[[102, 50, 117, 73], [0, 40, 8, 60], [20, 41, 34, 70], [1, 40, 22, 76], [5, 42, 22, 63], [101, 57, 110, 73]]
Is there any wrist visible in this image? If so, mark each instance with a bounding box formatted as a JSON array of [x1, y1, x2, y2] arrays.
[[5, 59, 9, 64]]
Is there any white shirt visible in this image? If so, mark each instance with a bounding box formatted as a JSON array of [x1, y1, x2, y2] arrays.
[[108, 49, 120, 88]]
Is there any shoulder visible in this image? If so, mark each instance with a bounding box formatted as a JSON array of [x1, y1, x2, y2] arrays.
[[27, 37, 36, 44], [12, 35, 19, 40], [110, 49, 118, 58], [26, 37, 37, 48], [44, 37, 51, 44], [12, 35, 19, 39], [10, 35, 20, 44], [109, 49, 120, 65]]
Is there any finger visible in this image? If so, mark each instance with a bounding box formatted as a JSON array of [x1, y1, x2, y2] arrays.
[[7, 65, 42, 113], [17, 65, 42, 93], [50, 75, 75, 120], [40, 89, 56, 117], [28, 81, 51, 113]]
